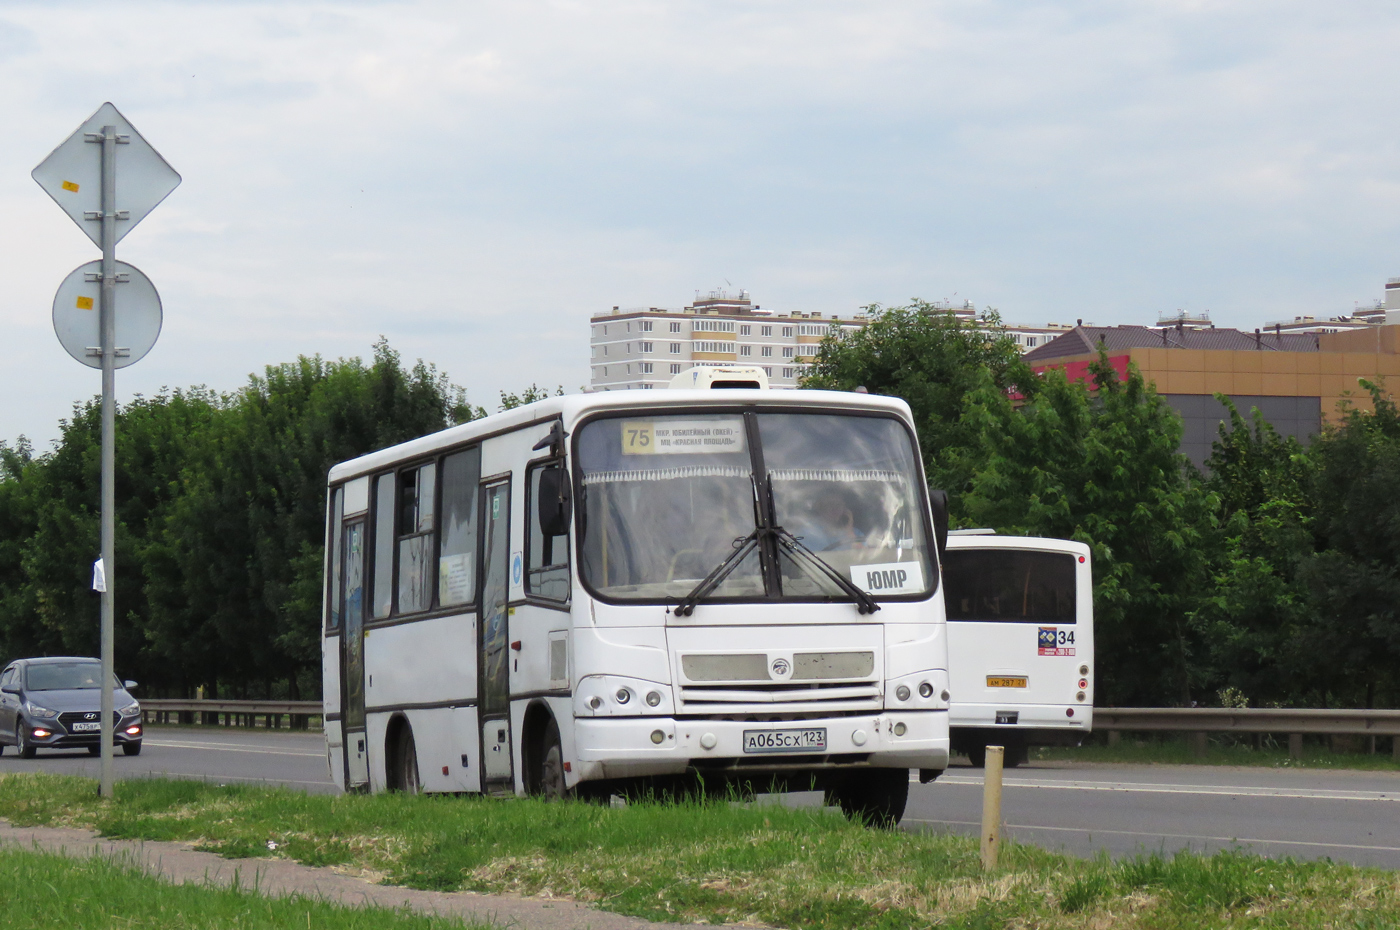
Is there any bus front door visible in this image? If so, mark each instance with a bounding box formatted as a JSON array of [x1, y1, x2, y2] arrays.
[[479, 480, 513, 792], [341, 520, 370, 789]]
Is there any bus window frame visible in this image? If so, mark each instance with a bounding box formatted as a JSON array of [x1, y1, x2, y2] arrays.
[[324, 485, 344, 633], [393, 460, 439, 617], [569, 403, 939, 609], [524, 452, 572, 611]]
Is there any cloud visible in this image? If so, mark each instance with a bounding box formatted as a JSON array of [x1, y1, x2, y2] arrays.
[[3, 1, 1400, 446]]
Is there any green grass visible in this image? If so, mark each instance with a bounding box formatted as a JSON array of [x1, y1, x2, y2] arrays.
[[1034, 734, 1400, 771], [0, 844, 488, 929], [1, 773, 1398, 929]]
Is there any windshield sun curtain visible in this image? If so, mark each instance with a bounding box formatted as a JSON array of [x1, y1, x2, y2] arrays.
[[576, 410, 934, 604]]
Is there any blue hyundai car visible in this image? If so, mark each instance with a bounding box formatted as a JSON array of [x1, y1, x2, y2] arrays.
[[0, 657, 142, 758]]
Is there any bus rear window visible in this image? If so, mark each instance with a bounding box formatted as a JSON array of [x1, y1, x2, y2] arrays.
[[941, 549, 1076, 623]]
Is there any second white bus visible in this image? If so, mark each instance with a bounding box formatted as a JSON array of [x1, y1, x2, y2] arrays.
[[941, 531, 1094, 766]]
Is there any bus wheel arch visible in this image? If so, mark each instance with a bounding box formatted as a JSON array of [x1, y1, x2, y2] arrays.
[[385, 714, 421, 793], [521, 701, 565, 797]]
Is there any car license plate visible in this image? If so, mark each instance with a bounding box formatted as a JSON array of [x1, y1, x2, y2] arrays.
[[987, 676, 1028, 688], [742, 727, 827, 754], [70, 721, 102, 732]]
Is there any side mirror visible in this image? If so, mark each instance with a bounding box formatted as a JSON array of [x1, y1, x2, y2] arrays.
[[0, 684, 19, 695], [929, 489, 949, 557], [537, 465, 572, 538], [123, 680, 138, 691]]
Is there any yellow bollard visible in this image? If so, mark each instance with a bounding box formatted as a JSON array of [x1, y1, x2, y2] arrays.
[[980, 745, 1004, 870]]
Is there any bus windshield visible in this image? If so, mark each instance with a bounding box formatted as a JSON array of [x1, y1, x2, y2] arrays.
[[576, 411, 934, 603]]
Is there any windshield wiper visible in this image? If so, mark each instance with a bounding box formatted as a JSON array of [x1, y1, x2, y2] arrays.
[[674, 528, 763, 617], [673, 525, 881, 616], [772, 527, 881, 615]]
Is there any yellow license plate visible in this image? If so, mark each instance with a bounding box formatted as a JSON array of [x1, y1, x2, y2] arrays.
[[987, 676, 1027, 688]]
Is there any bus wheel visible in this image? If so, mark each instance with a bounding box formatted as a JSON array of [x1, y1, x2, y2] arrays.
[[396, 725, 421, 794], [966, 743, 987, 768], [826, 768, 909, 827], [538, 719, 568, 800]]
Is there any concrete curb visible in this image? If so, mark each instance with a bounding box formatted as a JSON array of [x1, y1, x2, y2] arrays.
[[0, 819, 726, 930]]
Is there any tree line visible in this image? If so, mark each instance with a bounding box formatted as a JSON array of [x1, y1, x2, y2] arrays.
[[1, 311, 1395, 709], [804, 301, 1400, 709]]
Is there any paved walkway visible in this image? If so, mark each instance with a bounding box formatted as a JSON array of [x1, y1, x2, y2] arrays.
[[0, 819, 725, 930]]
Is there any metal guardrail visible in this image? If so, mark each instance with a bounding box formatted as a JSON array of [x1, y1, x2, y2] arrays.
[[1097, 707, 1400, 759], [140, 698, 322, 730]]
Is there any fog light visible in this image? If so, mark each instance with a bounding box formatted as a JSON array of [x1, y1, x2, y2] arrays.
[[1079, 665, 1089, 676], [125, 725, 142, 735], [852, 729, 867, 746], [32, 729, 50, 738], [893, 722, 907, 737], [650, 729, 665, 744], [1076, 691, 1087, 702], [588, 696, 602, 710], [918, 682, 934, 699], [700, 733, 717, 750], [645, 690, 662, 707], [895, 685, 910, 702], [615, 688, 631, 704], [940, 690, 950, 702]]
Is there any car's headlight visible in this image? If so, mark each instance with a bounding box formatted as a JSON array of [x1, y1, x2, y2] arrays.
[[118, 701, 140, 716], [24, 701, 58, 718]]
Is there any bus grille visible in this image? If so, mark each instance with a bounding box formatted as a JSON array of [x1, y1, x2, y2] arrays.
[[678, 680, 881, 714]]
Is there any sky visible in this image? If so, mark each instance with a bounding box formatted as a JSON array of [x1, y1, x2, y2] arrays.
[[3, 1, 1400, 448]]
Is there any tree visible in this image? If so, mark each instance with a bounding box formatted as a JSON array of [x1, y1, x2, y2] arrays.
[[1294, 381, 1400, 708], [801, 301, 1032, 497], [959, 355, 1217, 706]]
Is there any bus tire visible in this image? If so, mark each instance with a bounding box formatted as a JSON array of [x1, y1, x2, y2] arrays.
[[826, 768, 909, 827], [966, 743, 987, 768], [538, 719, 568, 800], [394, 724, 421, 794]]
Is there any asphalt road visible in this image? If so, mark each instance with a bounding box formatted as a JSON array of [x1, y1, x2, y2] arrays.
[[2, 728, 1397, 869], [0, 725, 335, 793], [904, 760, 1400, 868]]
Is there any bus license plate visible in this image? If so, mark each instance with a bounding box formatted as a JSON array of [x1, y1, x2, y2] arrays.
[[987, 676, 1027, 688], [742, 727, 827, 754], [70, 722, 102, 732]]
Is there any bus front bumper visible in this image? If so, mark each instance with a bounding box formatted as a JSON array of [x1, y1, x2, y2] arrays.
[[573, 711, 949, 781]]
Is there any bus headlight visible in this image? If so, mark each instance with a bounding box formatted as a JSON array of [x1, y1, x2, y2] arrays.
[[895, 685, 910, 702], [645, 691, 662, 707], [575, 676, 672, 716], [615, 688, 631, 705], [918, 682, 933, 699]]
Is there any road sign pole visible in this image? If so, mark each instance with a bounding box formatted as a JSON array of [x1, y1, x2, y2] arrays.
[[97, 123, 117, 800]]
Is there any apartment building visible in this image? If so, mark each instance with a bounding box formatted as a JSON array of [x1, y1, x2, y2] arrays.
[[588, 291, 867, 391]]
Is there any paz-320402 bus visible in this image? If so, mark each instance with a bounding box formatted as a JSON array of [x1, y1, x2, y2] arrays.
[[321, 377, 950, 824]]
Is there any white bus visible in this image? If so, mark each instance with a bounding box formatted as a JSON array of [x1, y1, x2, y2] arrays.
[[321, 381, 950, 824], [941, 532, 1093, 767]]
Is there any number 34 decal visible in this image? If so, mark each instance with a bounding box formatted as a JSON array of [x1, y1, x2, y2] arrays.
[[1038, 626, 1076, 656]]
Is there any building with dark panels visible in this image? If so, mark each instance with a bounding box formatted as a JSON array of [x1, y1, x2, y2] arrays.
[[1024, 321, 1400, 467]]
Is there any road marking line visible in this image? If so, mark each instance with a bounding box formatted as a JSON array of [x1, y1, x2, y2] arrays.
[[143, 739, 324, 758], [929, 774, 1397, 802], [904, 818, 1400, 854]]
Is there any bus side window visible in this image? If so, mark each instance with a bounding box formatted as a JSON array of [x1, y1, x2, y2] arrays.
[[527, 462, 571, 602], [439, 448, 481, 607], [326, 486, 344, 631], [397, 463, 436, 613], [372, 473, 395, 619]]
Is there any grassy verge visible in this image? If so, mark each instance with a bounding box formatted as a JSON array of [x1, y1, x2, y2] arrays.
[[0, 844, 486, 929], [1033, 735, 1400, 771], [0, 773, 1397, 929]]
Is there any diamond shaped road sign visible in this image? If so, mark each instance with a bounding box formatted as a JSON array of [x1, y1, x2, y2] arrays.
[[32, 102, 181, 248]]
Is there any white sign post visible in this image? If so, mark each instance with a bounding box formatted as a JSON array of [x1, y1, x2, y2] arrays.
[[33, 103, 180, 798]]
